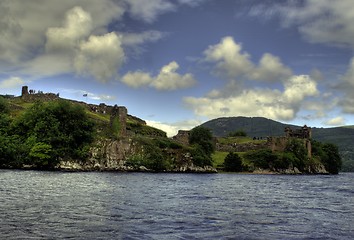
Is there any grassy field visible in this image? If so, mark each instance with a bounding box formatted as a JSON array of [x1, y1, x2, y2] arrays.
[[217, 136, 266, 145]]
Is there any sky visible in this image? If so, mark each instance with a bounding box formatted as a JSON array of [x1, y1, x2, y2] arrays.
[[1, 0, 354, 137]]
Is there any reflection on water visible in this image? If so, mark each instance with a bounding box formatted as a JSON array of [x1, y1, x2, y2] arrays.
[[0, 170, 353, 239]]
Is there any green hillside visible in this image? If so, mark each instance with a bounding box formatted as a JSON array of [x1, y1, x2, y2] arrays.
[[202, 116, 354, 172]]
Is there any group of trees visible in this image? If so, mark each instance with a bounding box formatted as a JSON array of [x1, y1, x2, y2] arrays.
[[0, 98, 94, 169], [222, 138, 342, 174], [189, 126, 215, 167]]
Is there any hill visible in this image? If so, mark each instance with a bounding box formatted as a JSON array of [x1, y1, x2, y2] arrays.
[[201, 117, 354, 172], [0, 92, 216, 173]]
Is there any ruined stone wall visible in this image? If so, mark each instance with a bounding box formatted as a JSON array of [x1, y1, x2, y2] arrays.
[[269, 136, 312, 158], [118, 106, 127, 136], [172, 130, 190, 145], [110, 105, 127, 137], [21, 86, 29, 96]]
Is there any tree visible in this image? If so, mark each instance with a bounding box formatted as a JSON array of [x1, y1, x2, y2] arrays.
[[285, 139, 308, 171], [189, 126, 214, 155], [29, 142, 53, 168], [0, 96, 9, 114], [321, 143, 342, 174], [189, 126, 215, 166], [244, 149, 277, 169], [311, 140, 341, 174], [224, 152, 243, 172], [228, 130, 247, 137], [12, 100, 95, 168]]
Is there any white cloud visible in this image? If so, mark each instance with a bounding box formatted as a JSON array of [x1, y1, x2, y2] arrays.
[[204, 36, 253, 79], [324, 116, 345, 126], [146, 119, 202, 137], [184, 74, 319, 121], [151, 61, 196, 90], [177, 0, 209, 7], [121, 71, 153, 88], [121, 30, 165, 46], [75, 32, 125, 82], [265, 0, 354, 48], [249, 53, 292, 82], [0, 0, 124, 64], [45, 6, 92, 52], [0, 1, 177, 82], [121, 61, 196, 90], [204, 36, 292, 82], [282, 75, 319, 104], [0, 77, 25, 89], [124, 0, 175, 23]]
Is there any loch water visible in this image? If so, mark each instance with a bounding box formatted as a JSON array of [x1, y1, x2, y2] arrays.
[[0, 170, 353, 240]]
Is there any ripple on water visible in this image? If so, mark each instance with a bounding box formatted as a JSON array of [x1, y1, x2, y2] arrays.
[[0, 171, 353, 239]]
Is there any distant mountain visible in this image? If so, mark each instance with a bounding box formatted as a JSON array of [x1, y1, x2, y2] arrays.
[[201, 116, 354, 172]]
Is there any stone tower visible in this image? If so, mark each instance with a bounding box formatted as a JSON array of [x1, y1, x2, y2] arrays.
[[110, 105, 127, 137], [21, 86, 29, 97]]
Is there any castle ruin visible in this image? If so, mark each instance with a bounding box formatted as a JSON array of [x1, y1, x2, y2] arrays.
[[269, 125, 312, 158]]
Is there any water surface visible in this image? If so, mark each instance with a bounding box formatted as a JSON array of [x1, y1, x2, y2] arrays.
[[0, 170, 353, 239]]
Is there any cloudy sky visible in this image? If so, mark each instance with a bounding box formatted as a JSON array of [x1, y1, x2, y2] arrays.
[[1, 0, 354, 136]]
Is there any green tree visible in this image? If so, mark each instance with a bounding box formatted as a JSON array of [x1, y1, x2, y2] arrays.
[[311, 140, 341, 174], [12, 100, 95, 168], [0, 97, 9, 114], [29, 142, 53, 168], [244, 149, 277, 169], [285, 139, 308, 170], [321, 143, 342, 174], [224, 152, 243, 172], [189, 126, 215, 166], [228, 130, 247, 137]]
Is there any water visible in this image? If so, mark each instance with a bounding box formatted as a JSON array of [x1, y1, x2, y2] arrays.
[[0, 170, 353, 240]]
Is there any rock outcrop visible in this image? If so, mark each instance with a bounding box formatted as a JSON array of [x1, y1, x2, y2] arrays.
[[56, 138, 217, 173]]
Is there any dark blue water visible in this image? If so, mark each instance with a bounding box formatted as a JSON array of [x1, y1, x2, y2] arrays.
[[0, 170, 353, 239]]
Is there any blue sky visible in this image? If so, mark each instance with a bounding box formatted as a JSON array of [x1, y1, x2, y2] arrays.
[[1, 0, 354, 136]]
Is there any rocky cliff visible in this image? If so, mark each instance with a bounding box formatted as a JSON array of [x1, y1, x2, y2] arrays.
[[57, 138, 217, 173]]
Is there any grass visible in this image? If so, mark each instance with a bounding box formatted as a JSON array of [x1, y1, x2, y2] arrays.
[[86, 111, 110, 123], [218, 136, 266, 145], [212, 151, 229, 168]]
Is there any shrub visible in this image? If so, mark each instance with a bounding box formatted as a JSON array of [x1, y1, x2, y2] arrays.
[[228, 130, 247, 137], [189, 126, 214, 166], [244, 149, 277, 169], [224, 152, 243, 172]]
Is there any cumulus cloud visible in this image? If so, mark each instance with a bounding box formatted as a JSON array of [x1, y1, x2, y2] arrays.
[[121, 61, 196, 90], [255, 0, 354, 48], [0, 0, 124, 64], [75, 32, 125, 82], [124, 0, 175, 23], [184, 74, 319, 121], [121, 71, 153, 88], [283, 75, 319, 104], [146, 119, 202, 137], [121, 30, 166, 46], [45, 6, 92, 52], [204, 36, 253, 79], [204, 36, 292, 82], [249, 53, 292, 82], [177, 0, 209, 7], [0, 1, 181, 82], [0, 77, 25, 89], [324, 116, 345, 126]]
